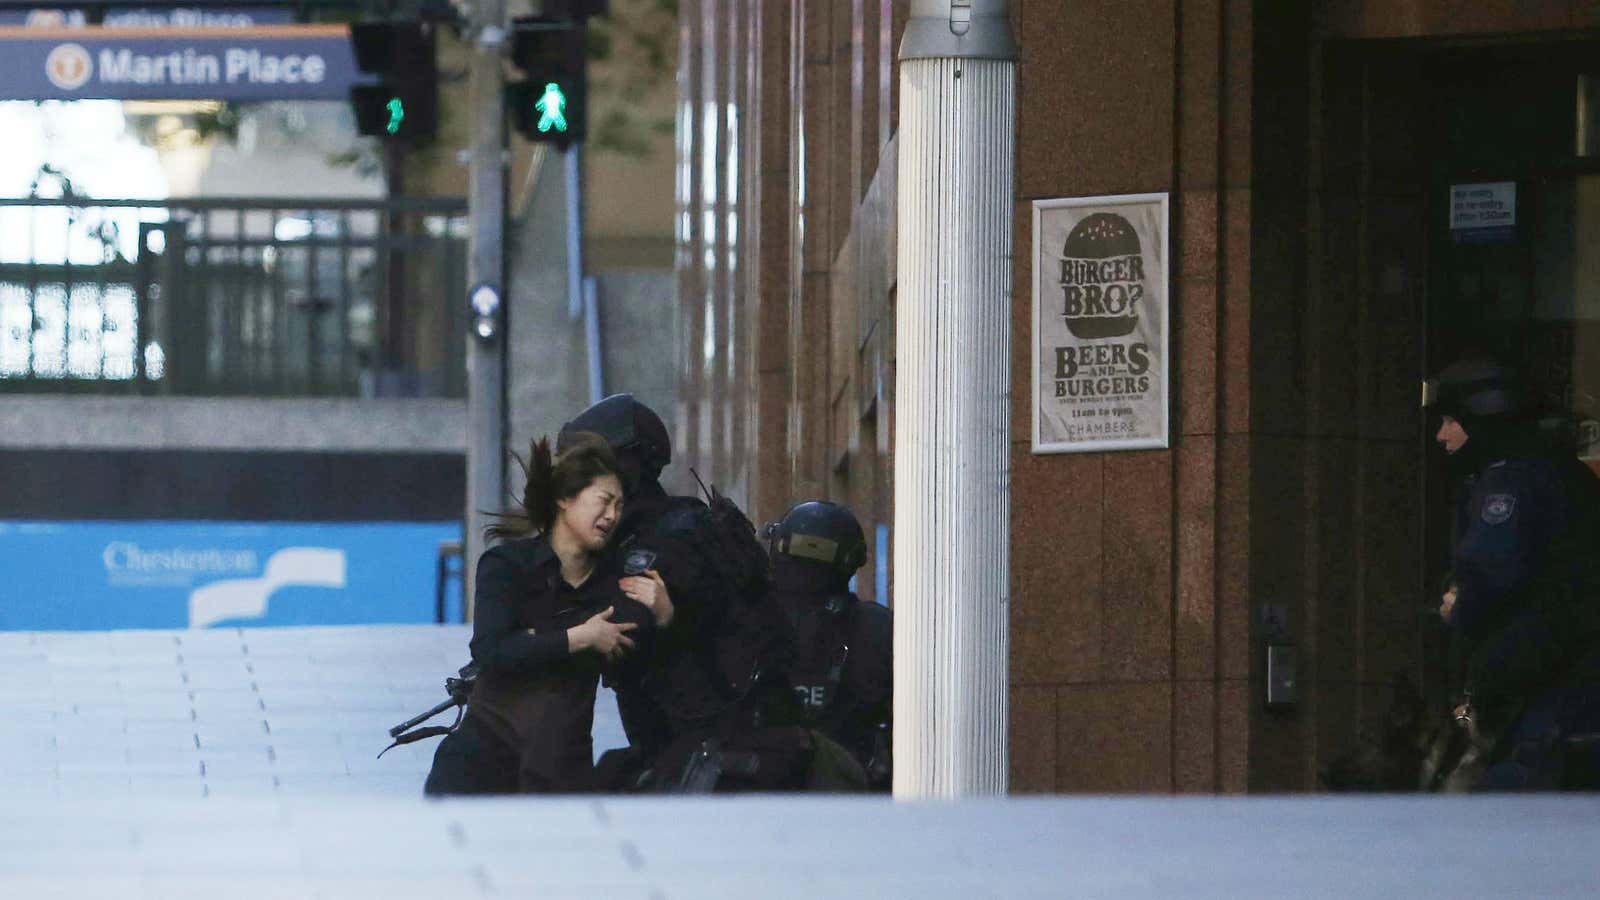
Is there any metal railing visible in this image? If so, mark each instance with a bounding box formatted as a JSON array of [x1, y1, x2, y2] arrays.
[[0, 195, 468, 398]]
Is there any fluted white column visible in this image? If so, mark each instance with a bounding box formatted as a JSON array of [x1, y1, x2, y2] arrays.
[[893, 0, 1015, 799]]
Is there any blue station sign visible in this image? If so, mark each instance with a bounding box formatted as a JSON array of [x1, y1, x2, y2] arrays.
[[0, 24, 370, 100]]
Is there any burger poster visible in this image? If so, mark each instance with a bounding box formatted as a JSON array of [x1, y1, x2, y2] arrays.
[[1031, 193, 1169, 453]]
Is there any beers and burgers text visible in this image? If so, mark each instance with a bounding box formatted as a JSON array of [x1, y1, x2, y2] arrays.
[[1053, 341, 1151, 398]]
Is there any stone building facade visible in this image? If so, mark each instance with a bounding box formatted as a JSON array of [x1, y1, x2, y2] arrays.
[[672, 1, 1600, 791]]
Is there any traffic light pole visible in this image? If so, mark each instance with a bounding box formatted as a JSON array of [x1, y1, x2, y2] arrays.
[[565, 142, 602, 404], [463, 0, 508, 619], [564, 144, 583, 322]]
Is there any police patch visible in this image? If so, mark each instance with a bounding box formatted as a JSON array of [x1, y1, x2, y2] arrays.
[[1482, 493, 1516, 525], [622, 548, 657, 575]]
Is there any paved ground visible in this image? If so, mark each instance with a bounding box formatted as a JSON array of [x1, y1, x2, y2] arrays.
[[2, 624, 624, 802], [4, 625, 1599, 898]]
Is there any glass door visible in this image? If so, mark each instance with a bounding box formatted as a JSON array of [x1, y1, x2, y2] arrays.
[[1421, 40, 1600, 704]]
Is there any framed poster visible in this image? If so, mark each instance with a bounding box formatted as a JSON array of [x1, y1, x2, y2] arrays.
[[1031, 192, 1169, 454]]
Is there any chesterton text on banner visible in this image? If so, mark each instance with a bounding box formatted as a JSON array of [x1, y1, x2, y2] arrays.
[[1031, 192, 1170, 454]]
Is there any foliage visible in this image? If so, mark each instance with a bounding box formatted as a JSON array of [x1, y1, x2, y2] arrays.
[[581, 0, 677, 159]]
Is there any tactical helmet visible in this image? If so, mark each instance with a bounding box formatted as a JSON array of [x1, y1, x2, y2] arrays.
[[1421, 358, 1525, 423], [557, 393, 671, 484], [764, 501, 867, 583]]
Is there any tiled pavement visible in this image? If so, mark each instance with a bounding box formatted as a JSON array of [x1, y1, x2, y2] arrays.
[[3, 625, 1599, 898], [1, 624, 630, 801]]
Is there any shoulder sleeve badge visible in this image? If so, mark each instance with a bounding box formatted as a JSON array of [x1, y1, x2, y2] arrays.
[[623, 548, 658, 575], [1481, 493, 1516, 525]]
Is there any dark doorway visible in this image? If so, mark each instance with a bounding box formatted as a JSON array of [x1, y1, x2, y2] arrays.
[[1420, 38, 1600, 707], [1303, 35, 1600, 746]]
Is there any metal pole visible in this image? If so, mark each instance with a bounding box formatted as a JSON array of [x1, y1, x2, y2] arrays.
[[382, 139, 408, 381], [583, 274, 603, 404], [463, 0, 508, 619], [893, 0, 1016, 798], [564, 144, 585, 322]]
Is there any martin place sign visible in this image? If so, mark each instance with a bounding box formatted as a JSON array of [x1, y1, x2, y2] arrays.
[[0, 24, 369, 100]]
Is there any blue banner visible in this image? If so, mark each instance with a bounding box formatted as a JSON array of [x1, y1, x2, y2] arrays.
[[0, 24, 370, 100], [0, 520, 462, 631]]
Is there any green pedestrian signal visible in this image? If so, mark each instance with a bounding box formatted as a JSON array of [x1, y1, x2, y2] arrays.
[[507, 14, 591, 145], [535, 82, 568, 133], [348, 23, 438, 141]]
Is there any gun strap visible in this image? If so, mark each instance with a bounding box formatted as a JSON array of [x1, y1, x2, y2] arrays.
[[815, 607, 853, 717], [377, 705, 465, 759], [673, 739, 725, 793]]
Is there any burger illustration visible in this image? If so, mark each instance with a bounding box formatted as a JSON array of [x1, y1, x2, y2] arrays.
[[1058, 212, 1145, 340]]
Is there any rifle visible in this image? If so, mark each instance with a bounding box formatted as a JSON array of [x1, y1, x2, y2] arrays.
[[377, 600, 619, 758], [377, 662, 479, 758]]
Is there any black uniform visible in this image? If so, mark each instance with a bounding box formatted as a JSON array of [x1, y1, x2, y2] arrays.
[[746, 499, 891, 792], [1421, 359, 1600, 788], [423, 537, 653, 795], [557, 394, 802, 791], [596, 479, 801, 789], [787, 590, 893, 789], [1447, 446, 1600, 788]]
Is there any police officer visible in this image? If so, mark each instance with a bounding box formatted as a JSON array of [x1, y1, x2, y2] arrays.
[[1425, 359, 1600, 789], [556, 394, 801, 791], [765, 500, 893, 790]]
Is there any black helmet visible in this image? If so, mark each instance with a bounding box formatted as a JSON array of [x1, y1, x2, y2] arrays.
[[764, 501, 867, 584], [1422, 358, 1525, 424], [557, 393, 671, 485]]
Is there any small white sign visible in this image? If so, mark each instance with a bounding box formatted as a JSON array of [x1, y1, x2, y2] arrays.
[[1449, 182, 1516, 232]]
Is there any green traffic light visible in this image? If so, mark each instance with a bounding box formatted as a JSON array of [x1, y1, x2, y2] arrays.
[[385, 97, 405, 135], [534, 81, 568, 133]]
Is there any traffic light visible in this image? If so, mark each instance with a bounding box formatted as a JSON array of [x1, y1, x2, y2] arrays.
[[507, 15, 588, 145], [349, 22, 438, 141]]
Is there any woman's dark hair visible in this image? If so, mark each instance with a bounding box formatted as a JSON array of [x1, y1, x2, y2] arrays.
[[485, 431, 622, 541]]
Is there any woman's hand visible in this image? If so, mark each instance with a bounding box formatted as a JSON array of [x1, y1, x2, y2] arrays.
[[1439, 586, 1458, 623], [570, 606, 638, 661], [621, 569, 674, 628]]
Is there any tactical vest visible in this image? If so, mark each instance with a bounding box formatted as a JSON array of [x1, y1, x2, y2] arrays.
[[787, 593, 892, 768], [612, 493, 794, 739]]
